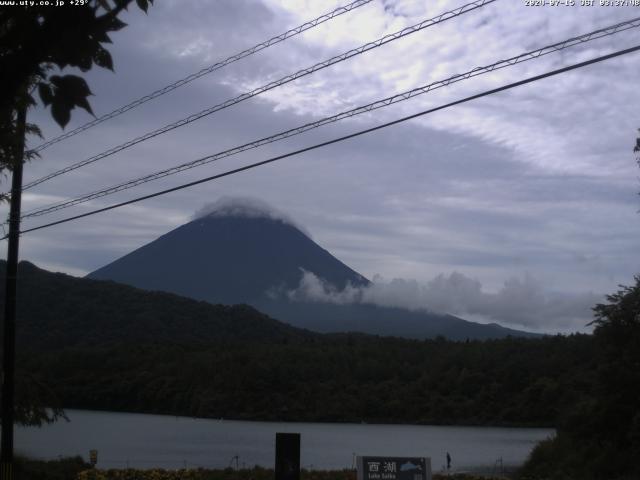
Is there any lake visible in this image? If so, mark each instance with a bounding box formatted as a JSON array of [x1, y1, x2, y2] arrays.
[[16, 409, 553, 474]]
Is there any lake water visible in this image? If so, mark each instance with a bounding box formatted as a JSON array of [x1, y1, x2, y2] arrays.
[[16, 409, 553, 474]]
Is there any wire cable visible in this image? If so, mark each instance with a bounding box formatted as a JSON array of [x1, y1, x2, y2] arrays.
[[27, 0, 374, 154], [21, 16, 640, 219], [18, 0, 496, 192], [13, 44, 640, 238]]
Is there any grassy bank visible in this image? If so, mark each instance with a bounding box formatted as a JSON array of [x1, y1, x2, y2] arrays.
[[13, 458, 510, 480], [77, 468, 507, 480], [14, 455, 90, 480]]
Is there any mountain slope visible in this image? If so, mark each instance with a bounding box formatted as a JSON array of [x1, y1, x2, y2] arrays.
[[0, 260, 312, 351], [89, 215, 368, 305], [254, 299, 533, 340]]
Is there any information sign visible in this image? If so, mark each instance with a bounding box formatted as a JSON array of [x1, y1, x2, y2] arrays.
[[357, 456, 431, 480]]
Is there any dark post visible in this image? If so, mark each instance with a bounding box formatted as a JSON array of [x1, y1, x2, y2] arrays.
[[1, 100, 27, 480], [275, 433, 300, 480]]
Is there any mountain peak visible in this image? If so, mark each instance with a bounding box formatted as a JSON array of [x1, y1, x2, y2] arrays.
[[193, 196, 309, 236], [89, 198, 363, 305]]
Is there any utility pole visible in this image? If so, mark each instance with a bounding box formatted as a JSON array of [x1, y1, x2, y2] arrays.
[[1, 98, 27, 480]]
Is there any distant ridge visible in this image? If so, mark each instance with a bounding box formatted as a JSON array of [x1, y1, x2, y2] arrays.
[[88, 198, 538, 340], [0, 260, 311, 351]]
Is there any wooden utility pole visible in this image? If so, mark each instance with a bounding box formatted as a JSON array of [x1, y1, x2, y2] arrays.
[[1, 99, 27, 480]]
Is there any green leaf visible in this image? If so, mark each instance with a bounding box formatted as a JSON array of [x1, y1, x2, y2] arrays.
[[135, 0, 148, 13], [92, 30, 113, 44], [114, 0, 132, 9], [51, 75, 93, 98], [105, 15, 127, 32], [48, 75, 95, 120], [93, 45, 114, 71], [49, 75, 63, 88], [51, 101, 71, 129], [76, 96, 94, 116], [96, 0, 112, 11]]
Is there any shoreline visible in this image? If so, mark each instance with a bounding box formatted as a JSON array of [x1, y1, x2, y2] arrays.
[[47, 407, 558, 430]]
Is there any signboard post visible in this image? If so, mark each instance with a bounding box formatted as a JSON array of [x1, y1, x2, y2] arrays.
[[357, 456, 432, 480], [275, 433, 300, 480], [89, 449, 98, 467]]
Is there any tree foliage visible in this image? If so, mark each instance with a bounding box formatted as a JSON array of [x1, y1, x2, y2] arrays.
[[520, 278, 640, 479], [23, 334, 596, 428], [0, 0, 153, 177], [0, 0, 153, 424], [14, 455, 90, 480]]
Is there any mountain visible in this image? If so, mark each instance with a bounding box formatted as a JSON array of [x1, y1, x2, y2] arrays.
[[0, 260, 312, 351], [89, 212, 368, 305], [88, 199, 537, 340], [256, 300, 532, 340]]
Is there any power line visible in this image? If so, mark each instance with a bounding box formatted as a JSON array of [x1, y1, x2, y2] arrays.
[[18, 0, 496, 192], [27, 0, 374, 154], [13, 44, 640, 238], [21, 16, 640, 219]]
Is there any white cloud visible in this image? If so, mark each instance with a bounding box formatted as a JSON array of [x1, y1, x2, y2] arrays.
[[192, 195, 311, 236]]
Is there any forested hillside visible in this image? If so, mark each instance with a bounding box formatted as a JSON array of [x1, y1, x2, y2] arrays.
[[0, 261, 312, 351], [22, 334, 595, 427]]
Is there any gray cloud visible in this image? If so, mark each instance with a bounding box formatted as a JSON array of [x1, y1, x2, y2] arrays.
[[288, 270, 601, 333]]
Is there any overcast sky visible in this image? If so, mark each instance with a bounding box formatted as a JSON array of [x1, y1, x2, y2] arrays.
[[2, 0, 640, 334]]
